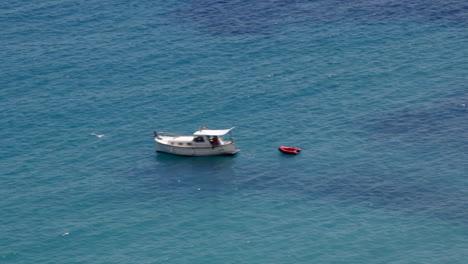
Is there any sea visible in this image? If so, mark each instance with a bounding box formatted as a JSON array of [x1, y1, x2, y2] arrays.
[[1, 0, 467, 263]]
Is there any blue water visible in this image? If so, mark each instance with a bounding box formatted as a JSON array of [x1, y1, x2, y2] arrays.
[[1, 0, 467, 263]]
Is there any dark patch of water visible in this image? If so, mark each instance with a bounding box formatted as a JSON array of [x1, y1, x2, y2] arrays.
[[171, 0, 302, 35], [301, 167, 468, 224], [365, 102, 468, 154], [172, 0, 467, 36]]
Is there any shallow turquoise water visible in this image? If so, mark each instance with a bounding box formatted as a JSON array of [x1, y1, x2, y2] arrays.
[[1, 0, 467, 263]]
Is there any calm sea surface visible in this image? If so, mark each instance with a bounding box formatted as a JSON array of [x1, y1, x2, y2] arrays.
[[1, 0, 467, 263]]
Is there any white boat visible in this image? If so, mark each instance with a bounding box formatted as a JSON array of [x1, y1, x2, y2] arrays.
[[153, 126, 240, 156]]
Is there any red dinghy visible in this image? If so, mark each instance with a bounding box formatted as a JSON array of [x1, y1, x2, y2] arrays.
[[278, 146, 302, 155]]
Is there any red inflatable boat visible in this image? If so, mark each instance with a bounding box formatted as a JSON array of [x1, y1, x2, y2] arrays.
[[278, 146, 302, 155]]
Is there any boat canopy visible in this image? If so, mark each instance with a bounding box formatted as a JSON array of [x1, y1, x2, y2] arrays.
[[193, 127, 234, 136]]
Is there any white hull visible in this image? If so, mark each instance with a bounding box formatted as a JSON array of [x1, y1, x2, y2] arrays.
[[153, 127, 239, 156], [156, 141, 239, 156]]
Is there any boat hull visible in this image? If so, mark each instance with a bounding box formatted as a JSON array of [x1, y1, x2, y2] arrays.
[[156, 142, 239, 156], [278, 146, 301, 155]]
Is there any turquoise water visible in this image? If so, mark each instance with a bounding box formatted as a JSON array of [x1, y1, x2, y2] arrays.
[[1, 0, 467, 263]]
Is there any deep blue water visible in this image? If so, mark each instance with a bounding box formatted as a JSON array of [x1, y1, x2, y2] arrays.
[[1, 0, 467, 263]]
